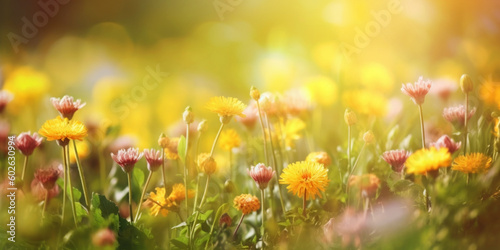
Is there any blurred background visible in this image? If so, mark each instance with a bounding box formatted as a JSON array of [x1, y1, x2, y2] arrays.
[[1, 0, 499, 147]]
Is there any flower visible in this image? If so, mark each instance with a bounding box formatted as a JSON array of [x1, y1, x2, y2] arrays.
[[147, 187, 170, 216], [183, 106, 194, 124], [15, 131, 43, 156], [382, 150, 410, 173], [34, 167, 61, 190], [279, 161, 330, 200], [284, 118, 306, 148], [405, 147, 451, 175], [197, 120, 208, 133], [236, 102, 258, 130], [443, 105, 476, 129], [111, 148, 143, 173], [342, 90, 387, 117], [0, 90, 13, 113], [206, 96, 246, 123], [260, 92, 283, 117], [336, 208, 365, 247], [250, 86, 261, 101], [198, 153, 217, 175], [158, 133, 169, 148], [51, 95, 86, 120], [92, 228, 116, 247], [283, 89, 313, 116], [305, 152, 332, 168], [167, 183, 195, 205], [460, 74, 473, 93], [363, 131, 375, 144], [38, 116, 88, 146], [70, 140, 89, 164], [430, 135, 461, 154], [348, 174, 380, 198], [31, 176, 60, 202], [219, 213, 232, 227], [164, 137, 179, 160], [233, 194, 260, 215], [3, 66, 50, 113], [219, 129, 241, 151], [428, 78, 458, 101], [248, 163, 275, 189], [401, 76, 432, 105], [479, 79, 500, 109], [144, 149, 163, 172], [452, 153, 492, 173], [344, 109, 357, 126]]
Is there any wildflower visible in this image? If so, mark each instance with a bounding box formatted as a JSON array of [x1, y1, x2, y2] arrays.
[[15, 132, 43, 156], [250, 86, 261, 101], [219, 129, 241, 151], [279, 161, 330, 200], [382, 150, 410, 173], [31, 176, 60, 202], [183, 106, 194, 124], [305, 152, 332, 168], [164, 137, 179, 160], [143, 149, 163, 172], [405, 147, 451, 175], [197, 120, 208, 133], [460, 74, 473, 93], [167, 183, 195, 205], [401, 76, 432, 105], [219, 213, 232, 227], [236, 102, 258, 130], [0, 90, 13, 113], [430, 135, 461, 154], [479, 79, 500, 109], [111, 148, 143, 173], [304, 75, 338, 107], [443, 105, 476, 129], [233, 194, 260, 215], [92, 228, 116, 247], [284, 118, 306, 148], [452, 153, 492, 173], [260, 92, 283, 117], [206, 96, 246, 124], [283, 89, 313, 116], [342, 90, 387, 117], [38, 116, 87, 146], [363, 131, 375, 145], [198, 153, 217, 175], [348, 174, 380, 198], [50, 95, 86, 120], [34, 167, 61, 190], [69, 140, 89, 164], [344, 109, 357, 126], [248, 163, 275, 189], [147, 187, 171, 216], [3, 66, 50, 113], [428, 78, 457, 101]]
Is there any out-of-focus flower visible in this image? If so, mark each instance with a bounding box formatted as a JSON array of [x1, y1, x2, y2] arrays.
[[109, 136, 137, 154], [323, 218, 335, 243], [69, 140, 89, 164], [479, 79, 500, 109], [0, 90, 13, 113], [430, 135, 461, 154], [260, 92, 283, 117], [336, 208, 365, 247], [167, 183, 195, 206], [158, 133, 169, 148], [164, 137, 179, 160], [31, 177, 60, 202], [50, 95, 86, 120], [342, 90, 387, 117], [283, 89, 313, 117], [452, 153, 492, 173], [348, 174, 380, 198], [206, 96, 246, 123], [15, 132, 43, 156], [443, 105, 476, 129], [0, 121, 9, 154], [305, 152, 331, 168], [363, 131, 375, 145], [344, 109, 357, 126], [3, 66, 50, 113], [248, 163, 274, 189], [382, 150, 410, 173], [219, 129, 241, 151], [219, 213, 232, 227], [197, 120, 208, 133], [111, 148, 143, 173], [233, 194, 260, 215], [405, 147, 451, 175], [34, 167, 60, 190], [359, 63, 394, 94], [183, 106, 194, 124], [39, 117, 88, 146], [279, 161, 330, 200], [198, 153, 217, 175], [250, 86, 261, 101], [494, 117, 500, 138], [284, 118, 306, 148], [401, 76, 432, 105], [304, 76, 338, 107], [144, 149, 163, 172], [428, 78, 458, 101], [92, 228, 116, 247], [236, 102, 258, 130], [460, 74, 474, 93], [146, 187, 170, 217]]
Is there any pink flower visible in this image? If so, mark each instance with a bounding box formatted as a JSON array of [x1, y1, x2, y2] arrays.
[[15, 131, 43, 156], [143, 148, 163, 172], [428, 78, 458, 101], [323, 218, 335, 243], [92, 228, 116, 247], [51, 95, 86, 120], [401, 76, 432, 105], [31, 175, 60, 201], [248, 163, 275, 189], [236, 102, 259, 130], [382, 150, 410, 173], [0, 90, 13, 113], [34, 166, 61, 190], [111, 148, 143, 173], [443, 105, 476, 129], [336, 208, 365, 247], [430, 135, 461, 154]]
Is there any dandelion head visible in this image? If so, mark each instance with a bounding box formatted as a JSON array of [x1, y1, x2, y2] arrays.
[[38, 116, 88, 146], [452, 153, 492, 174], [305, 152, 331, 168], [206, 96, 246, 123], [279, 161, 330, 200], [219, 129, 241, 151], [405, 147, 451, 175], [147, 187, 170, 217], [198, 153, 217, 175]]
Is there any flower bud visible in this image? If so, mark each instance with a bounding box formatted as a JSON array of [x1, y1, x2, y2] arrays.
[[250, 86, 261, 101], [158, 133, 169, 148], [198, 153, 217, 175], [219, 213, 232, 228], [363, 130, 375, 144], [197, 119, 208, 133], [344, 109, 357, 126], [183, 106, 194, 124], [460, 74, 473, 93], [224, 179, 235, 193]]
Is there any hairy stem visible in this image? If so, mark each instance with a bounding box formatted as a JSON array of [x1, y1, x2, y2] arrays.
[[72, 140, 89, 207]]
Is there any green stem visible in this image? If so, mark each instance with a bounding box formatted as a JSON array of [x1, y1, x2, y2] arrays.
[[135, 171, 153, 220], [62, 149, 67, 225], [210, 123, 225, 157], [161, 148, 168, 197], [261, 189, 265, 238], [42, 190, 49, 219], [256, 101, 269, 165], [21, 155, 28, 182], [302, 190, 307, 217], [72, 140, 89, 207], [464, 93, 468, 155], [418, 105, 426, 149], [185, 124, 190, 217], [199, 175, 210, 210], [347, 125, 351, 173], [64, 145, 78, 227], [98, 145, 107, 194], [233, 214, 245, 239], [127, 172, 134, 224], [265, 114, 286, 215], [193, 134, 202, 213], [190, 175, 211, 245]]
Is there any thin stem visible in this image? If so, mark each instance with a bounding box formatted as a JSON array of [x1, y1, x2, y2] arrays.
[[233, 214, 245, 239], [98, 145, 107, 194], [265, 114, 286, 215], [21, 155, 28, 182], [260, 189, 265, 238], [72, 140, 89, 207], [62, 149, 67, 224], [127, 172, 134, 224], [64, 145, 78, 227], [42, 190, 49, 219], [210, 123, 225, 157], [347, 125, 351, 173], [256, 101, 269, 165], [185, 124, 190, 217], [418, 105, 426, 149], [362, 196, 369, 219], [135, 171, 153, 220], [193, 134, 202, 213], [464, 93, 469, 155], [349, 144, 366, 177], [229, 151, 233, 180], [190, 175, 211, 244], [302, 191, 307, 217], [199, 175, 211, 208]]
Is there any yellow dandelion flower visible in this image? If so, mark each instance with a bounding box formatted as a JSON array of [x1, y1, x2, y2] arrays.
[[233, 194, 260, 215], [479, 78, 500, 109], [39, 116, 88, 143], [167, 183, 195, 205], [284, 118, 306, 148], [304, 76, 338, 107], [148, 187, 171, 217], [3, 66, 50, 113], [452, 153, 492, 174], [219, 129, 241, 151], [70, 140, 90, 163], [305, 152, 331, 168], [405, 147, 451, 175], [206, 96, 246, 122], [279, 161, 330, 200], [342, 90, 387, 117]]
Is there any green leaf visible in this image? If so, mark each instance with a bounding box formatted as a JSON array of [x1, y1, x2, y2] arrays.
[[171, 236, 189, 249], [56, 179, 82, 202], [171, 222, 187, 229], [75, 202, 88, 223], [178, 135, 187, 164], [132, 167, 145, 190], [206, 194, 220, 203], [199, 210, 214, 221]]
